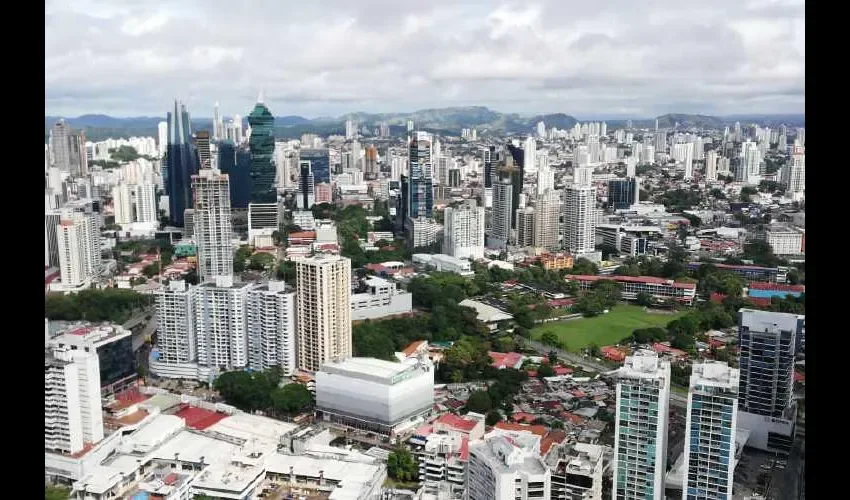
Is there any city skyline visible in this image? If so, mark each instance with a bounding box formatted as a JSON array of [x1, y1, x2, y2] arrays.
[[46, 0, 804, 117]]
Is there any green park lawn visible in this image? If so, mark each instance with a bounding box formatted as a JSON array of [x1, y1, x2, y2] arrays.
[[531, 305, 684, 352]]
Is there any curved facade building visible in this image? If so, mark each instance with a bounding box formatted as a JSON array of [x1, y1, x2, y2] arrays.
[[247, 98, 276, 203], [166, 100, 199, 227]]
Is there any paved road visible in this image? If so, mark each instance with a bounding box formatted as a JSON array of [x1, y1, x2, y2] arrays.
[[122, 308, 156, 351], [525, 338, 688, 409]]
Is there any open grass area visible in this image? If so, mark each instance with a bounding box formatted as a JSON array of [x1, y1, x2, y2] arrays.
[[531, 305, 684, 352]]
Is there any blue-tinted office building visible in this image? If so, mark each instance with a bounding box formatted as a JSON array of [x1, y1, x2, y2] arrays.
[[165, 100, 199, 226], [301, 148, 330, 184], [608, 177, 639, 210]]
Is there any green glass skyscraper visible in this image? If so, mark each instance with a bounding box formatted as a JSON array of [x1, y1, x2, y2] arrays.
[[247, 93, 276, 203]]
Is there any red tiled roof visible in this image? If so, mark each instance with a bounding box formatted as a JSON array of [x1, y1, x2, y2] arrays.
[[436, 413, 479, 433], [540, 431, 568, 455], [547, 298, 575, 308], [561, 412, 585, 424], [289, 231, 316, 239], [402, 341, 426, 357], [489, 351, 524, 369], [459, 437, 470, 461], [511, 412, 537, 424], [571, 390, 587, 398], [174, 405, 228, 430], [749, 281, 805, 292], [554, 366, 573, 376], [653, 343, 688, 357]]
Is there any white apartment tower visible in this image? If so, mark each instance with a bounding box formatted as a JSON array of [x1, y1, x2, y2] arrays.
[[443, 199, 485, 260], [157, 121, 168, 157], [515, 206, 535, 248], [683, 361, 740, 500], [135, 183, 158, 223], [524, 136, 537, 173], [467, 430, 551, 500], [194, 281, 250, 371], [563, 184, 597, 256], [612, 351, 671, 500], [56, 211, 101, 288], [193, 169, 233, 284], [296, 255, 352, 372], [781, 146, 805, 196], [112, 184, 134, 225], [705, 151, 718, 182], [533, 189, 561, 251], [246, 282, 298, 375], [45, 347, 104, 454], [154, 280, 196, 366]]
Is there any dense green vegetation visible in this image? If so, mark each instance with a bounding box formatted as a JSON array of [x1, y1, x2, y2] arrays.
[[45, 485, 70, 500], [214, 368, 312, 415], [657, 189, 702, 211], [45, 289, 153, 322], [573, 280, 622, 317], [387, 446, 419, 482], [110, 145, 141, 162]]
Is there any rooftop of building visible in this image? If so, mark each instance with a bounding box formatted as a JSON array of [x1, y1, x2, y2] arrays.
[[545, 442, 604, 475], [319, 356, 431, 384], [458, 299, 514, 323], [470, 432, 548, 476], [48, 321, 132, 345], [564, 274, 697, 289]]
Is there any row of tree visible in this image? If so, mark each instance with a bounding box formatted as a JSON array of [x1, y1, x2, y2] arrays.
[[45, 288, 153, 323], [213, 368, 312, 416]]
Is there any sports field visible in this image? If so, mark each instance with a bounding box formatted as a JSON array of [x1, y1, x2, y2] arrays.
[[531, 305, 683, 352]]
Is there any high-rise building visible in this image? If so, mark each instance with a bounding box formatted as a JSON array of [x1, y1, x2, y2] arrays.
[[524, 136, 537, 174], [50, 120, 88, 177], [45, 211, 61, 267], [443, 199, 485, 260], [213, 101, 223, 140], [608, 178, 639, 210], [739, 141, 762, 184], [45, 346, 104, 454], [135, 183, 158, 223], [301, 148, 331, 185], [297, 160, 316, 210], [505, 145, 525, 227], [683, 361, 740, 500], [467, 430, 551, 500], [195, 130, 212, 169], [296, 255, 352, 372], [56, 211, 101, 289], [563, 184, 596, 255], [345, 119, 358, 140], [533, 189, 561, 251], [515, 206, 535, 247], [537, 152, 553, 195], [166, 100, 199, 227], [612, 351, 671, 500], [112, 184, 134, 225], [736, 309, 803, 455], [247, 95, 276, 203], [781, 146, 805, 195], [194, 281, 250, 372], [482, 145, 496, 189], [705, 151, 718, 182], [217, 141, 251, 209], [408, 132, 434, 221], [489, 176, 513, 249], [573, 166, 593, 187], [157, 121, 168, 158], [153, 280, 196, 368], [192, 169, 233, 284], [537, 121, 546, 138], [246, 282, 297, 375], [248, 202, 280, 244]]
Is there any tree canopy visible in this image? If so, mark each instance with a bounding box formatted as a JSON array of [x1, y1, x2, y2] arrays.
[[387, 446, 419, 483], [45, 288, 153, 323]]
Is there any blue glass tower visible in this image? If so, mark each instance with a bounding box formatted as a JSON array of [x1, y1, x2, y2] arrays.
[[247, 96, 276, 203], [408, 132, 433, 221], [608, 178, 639, 210], [165, 100, 199, 227], [217, 141, 251, 209], [300, 148, 330, 184]]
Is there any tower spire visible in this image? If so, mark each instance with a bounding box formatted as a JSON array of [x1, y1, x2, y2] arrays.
[[257, 89, 264, 104]]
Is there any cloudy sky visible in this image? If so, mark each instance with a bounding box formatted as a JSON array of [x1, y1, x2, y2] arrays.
[[46, 0, 805, 119]]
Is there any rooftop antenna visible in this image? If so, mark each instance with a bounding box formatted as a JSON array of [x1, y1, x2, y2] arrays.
[[257, 89, 264, 104]]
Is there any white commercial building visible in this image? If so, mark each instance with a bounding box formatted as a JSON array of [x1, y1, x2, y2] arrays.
[[412, 253, 474, 276], [135, 183, 158, 223], [192, 169, 233, 284], [443, 199, 485, 260], [48, 322, 135, 397], [56, 210, 101, 290], [563, 184, 597, 256], [467, 430, 551, 500], [611, 351, 671, 500], [246, 281, 297, 375], [316, 356, 435, 435], [296, 255, 352, 372], [683, 361, 739, 500], [546, 442, 605, 500], [45, 346, 104, 454], [764, 225, 804, 256], [351, 276, 413, 321]]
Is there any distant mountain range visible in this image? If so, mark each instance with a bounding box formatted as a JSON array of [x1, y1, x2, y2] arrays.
[[45, 108, 805, 141]]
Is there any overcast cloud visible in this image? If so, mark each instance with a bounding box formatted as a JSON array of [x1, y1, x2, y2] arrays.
[[45, 0, 805, 118]]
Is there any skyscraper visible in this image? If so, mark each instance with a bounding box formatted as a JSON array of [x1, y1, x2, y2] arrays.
[[683, 361, 739, 500], [301, 148, 331, 185], [297, 160, 316, 210], [408, 131, 434, 221], [217, 141, 251, 209], [195, 130, 212, 169], [135, 184, 158, 223], [56, 211, 101, 289], [533, 189, 561, 251], [781, 146, 805, 196], [612, 351, 671, 500], [296, 255, 352, 372], [112, 184, 133, 225], [166, 100, 199, 227], [50, 120, 87, 177], [563, 184, 596, 256], [194, 282, 251, 372], [608, 178, 639, 210], [246, 282, 297, 375], [157, 121, 168, 158], [505, 144, 525, 228], [213, 101, 223, 140], [443, 199, 485, 259], [247, 95, 276, 203], [524, 136, 537, 174], [192, 169, 233, 284], [705, 151, 718, 182], [515, 206, 535, 247], [45, 346, 104, 454], [482, 145, 496, 189], [736, 309, 803, 455], [489, 176, 513, 249], [153, 280, 196, 367]]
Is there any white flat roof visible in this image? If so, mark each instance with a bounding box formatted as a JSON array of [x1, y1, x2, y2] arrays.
[[152, 430, 241, 465], [205, 414, 298, 449], [459, 299, 513, 323], [123, 414, 185, 453], [265, 453, 383, 500], [320, 357, 416, 382]]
